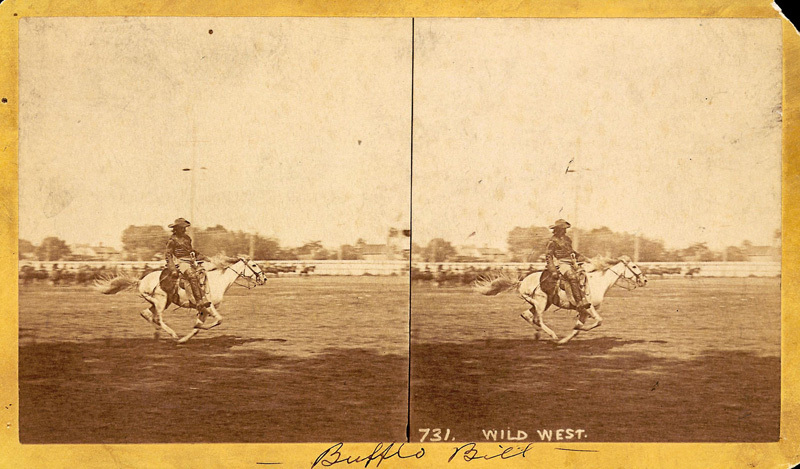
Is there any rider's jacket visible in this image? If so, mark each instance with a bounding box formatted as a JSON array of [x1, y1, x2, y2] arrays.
[[545, 234, 585, 266], [166, 233, 199, 262]]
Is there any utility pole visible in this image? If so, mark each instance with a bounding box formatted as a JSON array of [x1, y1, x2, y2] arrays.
[[249, 232, 255, 259]]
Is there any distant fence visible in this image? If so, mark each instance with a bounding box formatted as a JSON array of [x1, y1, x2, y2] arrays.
[[412, 261, 781, 278], [18, 260, 410, 276], [18, 260, 780, 278]]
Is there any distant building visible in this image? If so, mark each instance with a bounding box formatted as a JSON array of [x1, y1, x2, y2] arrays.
[[360, 244, 389, 261], [743, 245, 780, 262], [456, 245, 507, 262], [69, 243, 122, 261]]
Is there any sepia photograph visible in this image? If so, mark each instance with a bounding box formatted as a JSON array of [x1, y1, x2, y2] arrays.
[[7, 7, 796, 465], [17, 17, 411, 443], [410, 18, 782, 443]]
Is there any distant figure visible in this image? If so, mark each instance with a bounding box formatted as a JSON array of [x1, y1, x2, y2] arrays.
[[165, 218, 211, 311], [544, 219, 590, 308]]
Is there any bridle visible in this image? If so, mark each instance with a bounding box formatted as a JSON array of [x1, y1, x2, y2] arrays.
[[227, 258, 265, 289], [613, 259, 645, 291]]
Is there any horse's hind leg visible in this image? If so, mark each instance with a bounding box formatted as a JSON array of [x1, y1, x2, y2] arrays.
[[149, 295, 179, 340], [521, 294, 558, 341], [140, 305, 162, 339], [520, 307, 542, 340]]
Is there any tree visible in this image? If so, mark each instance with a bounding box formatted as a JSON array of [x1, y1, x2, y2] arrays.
[[423, 238, 456, 262], [252, 236, 282, 260], [297, 241, 323, 256], [35, 237, 71, 261], [313, 248, 332, 260], [506, 226, 552, 261], [19, 239, 36, 259], [725, 246, 747, 262], [679, 242, 721, 262], [121, 225, 170, 261], [637, 237, 668, 262]]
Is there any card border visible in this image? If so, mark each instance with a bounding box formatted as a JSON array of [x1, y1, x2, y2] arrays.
[[1, 1, 797, 467]]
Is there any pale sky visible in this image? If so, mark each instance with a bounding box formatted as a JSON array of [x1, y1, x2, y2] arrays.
[[413, 18, 782, 250], [19, 18, 782, 252], [20, 17, 411, 249]]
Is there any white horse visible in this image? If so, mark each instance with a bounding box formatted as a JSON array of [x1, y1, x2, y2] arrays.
[[94, 257, 266, 343], [474, 256, 647, 344]]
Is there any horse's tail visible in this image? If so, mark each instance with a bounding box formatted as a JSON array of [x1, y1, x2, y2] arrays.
[[93, 273, 141, 294], [472, 271, 521, 296]]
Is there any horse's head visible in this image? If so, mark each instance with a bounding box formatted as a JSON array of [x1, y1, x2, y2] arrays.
[[236, 257, 267, 286], [618, 256, 648, 288]]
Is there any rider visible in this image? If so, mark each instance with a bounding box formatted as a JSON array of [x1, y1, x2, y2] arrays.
[[165, 218, 211, 310], [545, 219, 590, 308]]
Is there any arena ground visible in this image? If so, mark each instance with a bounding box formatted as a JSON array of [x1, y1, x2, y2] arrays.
[[19, 276, 409, 443], [18, 276, 780, 443], [411, 277, 781, 442]]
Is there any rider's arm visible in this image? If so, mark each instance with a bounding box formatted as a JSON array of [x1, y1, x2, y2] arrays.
[[186, 236, 207, 261], [165, 239, 177, 270], [545, 240, 557, 271]]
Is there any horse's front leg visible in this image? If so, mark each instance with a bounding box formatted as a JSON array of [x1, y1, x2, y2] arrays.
[[557, 320, 583, 345], [194, 304, 223, 330], [576, 304, 603, 331]]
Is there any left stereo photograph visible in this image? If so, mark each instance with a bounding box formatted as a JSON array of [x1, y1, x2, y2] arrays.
[[17, 17, 412, 443]]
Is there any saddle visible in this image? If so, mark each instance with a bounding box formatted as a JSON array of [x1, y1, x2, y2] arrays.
[[159, 268, 208, 306], [540, 269, 587, 308]]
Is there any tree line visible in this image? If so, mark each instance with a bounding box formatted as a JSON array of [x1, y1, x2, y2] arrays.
[[20, 224, 778, 263], [413, 225, 780, 263], [19, 225, 392, 262]]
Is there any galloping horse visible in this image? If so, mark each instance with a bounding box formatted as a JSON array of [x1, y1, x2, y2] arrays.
[[474, 256, 647, 344], [94, 257, 266, 343]]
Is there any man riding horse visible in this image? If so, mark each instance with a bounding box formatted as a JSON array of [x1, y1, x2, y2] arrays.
[[544, 219, 591, 309], [165, 218, 211, 312]]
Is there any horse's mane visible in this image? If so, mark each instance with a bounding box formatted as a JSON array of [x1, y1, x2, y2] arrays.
[[205, 255, 240, 271], [584, 255, 630, 271]]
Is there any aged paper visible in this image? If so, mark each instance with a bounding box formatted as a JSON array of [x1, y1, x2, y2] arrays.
[[1, 0, 799, 467]]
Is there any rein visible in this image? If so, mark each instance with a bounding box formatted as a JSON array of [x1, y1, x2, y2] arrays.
[[612, 260, 643, 291], [226, 259, 263, 289]]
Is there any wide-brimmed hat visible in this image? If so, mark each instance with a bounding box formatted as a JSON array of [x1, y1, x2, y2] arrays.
[[549, 219, 571, 230], [168, 218, 191, 228]]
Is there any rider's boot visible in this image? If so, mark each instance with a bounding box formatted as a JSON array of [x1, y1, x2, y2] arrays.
[[188, 276, 212, 309], [568, 277, 591, 308]]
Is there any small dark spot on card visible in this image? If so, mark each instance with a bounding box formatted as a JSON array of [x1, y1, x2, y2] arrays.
[[358, 140, 362, 145], [1, 98, 7, 104], [208, 29, 214, 35]]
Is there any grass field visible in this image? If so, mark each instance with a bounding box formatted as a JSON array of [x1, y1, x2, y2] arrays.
[[18, 276, 781, 443], [19, 276, 409, 443], [410, 277, 781, 442]]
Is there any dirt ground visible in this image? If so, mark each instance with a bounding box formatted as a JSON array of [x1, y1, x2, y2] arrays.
[[19, 276, 409, 443], [410, 277, 781, 442], [18, 276, 781, 443]]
